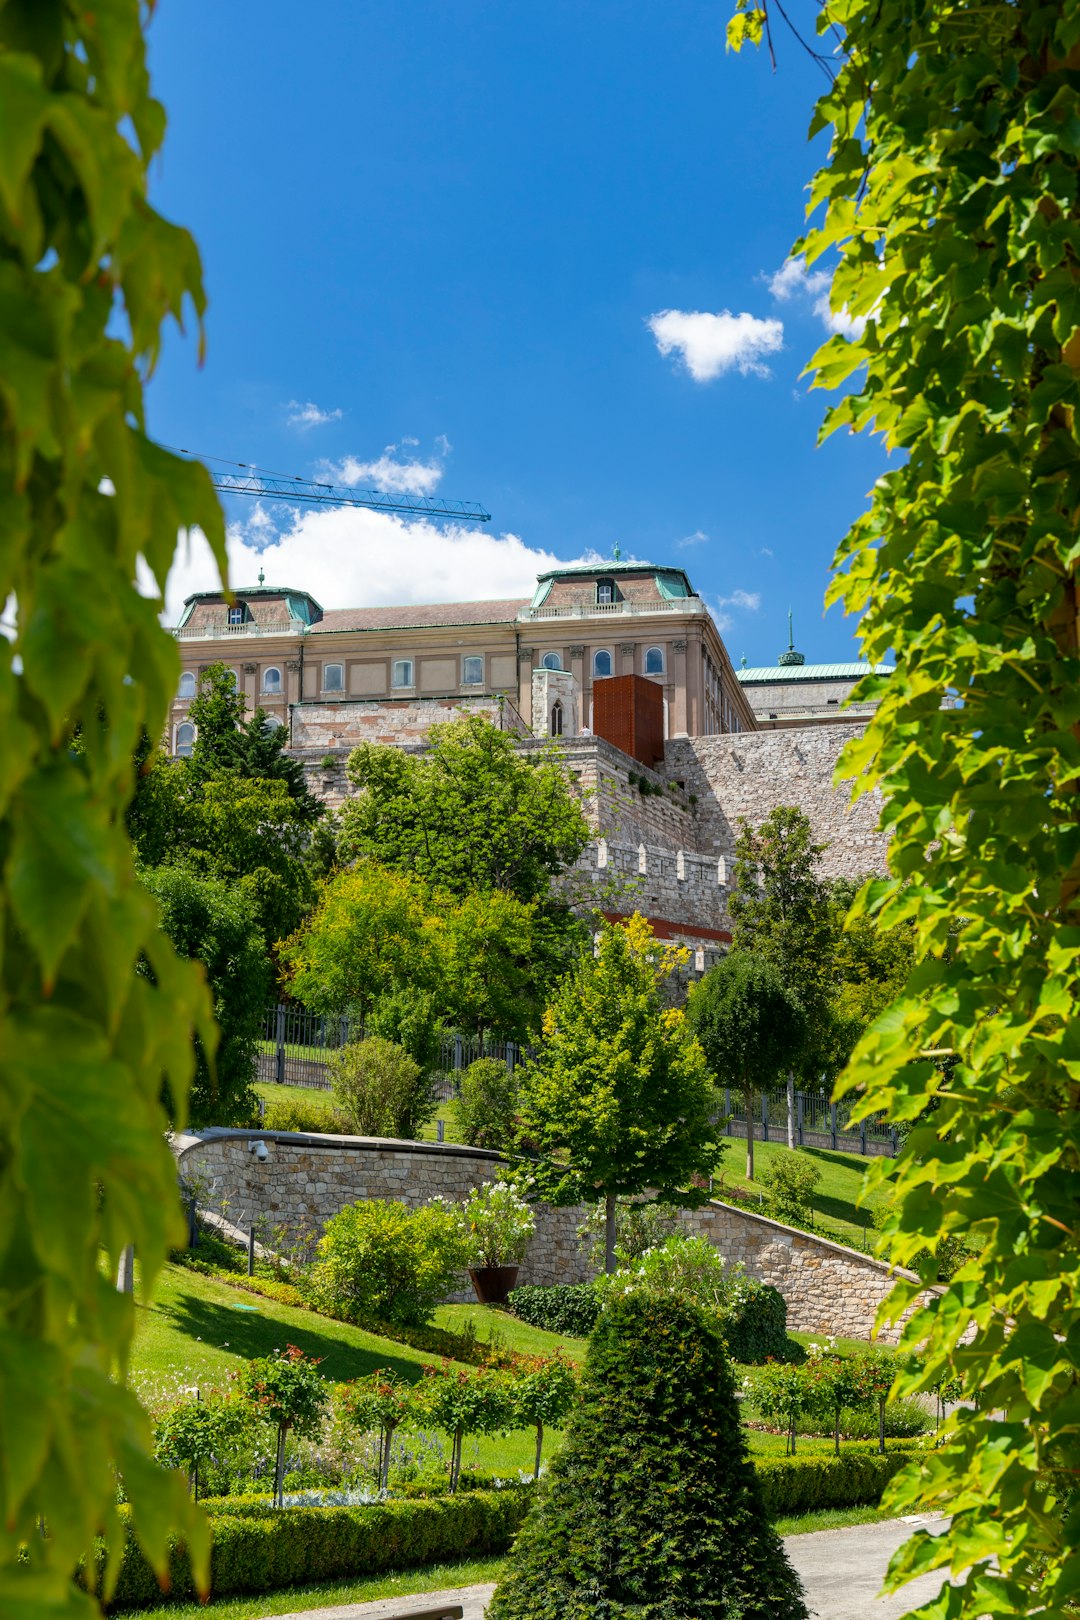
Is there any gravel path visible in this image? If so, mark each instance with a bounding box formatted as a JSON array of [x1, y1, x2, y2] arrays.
[[263, 1515, 954, 1620]]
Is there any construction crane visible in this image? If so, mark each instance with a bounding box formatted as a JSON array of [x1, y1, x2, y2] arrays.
[[166, 446, 492, 524]]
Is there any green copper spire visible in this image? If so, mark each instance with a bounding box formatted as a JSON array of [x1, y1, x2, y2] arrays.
[[777, 607, 805, 667]]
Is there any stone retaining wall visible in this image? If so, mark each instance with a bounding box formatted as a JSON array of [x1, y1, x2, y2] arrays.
[[174, 1130, 917, 1342]]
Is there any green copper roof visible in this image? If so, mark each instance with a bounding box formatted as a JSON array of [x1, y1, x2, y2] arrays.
[[736, 662, 894, 683]]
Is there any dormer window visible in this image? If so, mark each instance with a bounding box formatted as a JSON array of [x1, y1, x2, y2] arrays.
[[228, 603, 246, 625], [596, 579, 616, 606]]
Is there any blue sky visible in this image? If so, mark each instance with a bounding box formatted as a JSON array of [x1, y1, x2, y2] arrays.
[[147, 0, 884, 667]]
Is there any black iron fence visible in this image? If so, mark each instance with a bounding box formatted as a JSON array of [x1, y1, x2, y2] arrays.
[[721, 1086, 898, 1157], [257, 1006, 897, 1157], [257, 1004, 529, 1102]]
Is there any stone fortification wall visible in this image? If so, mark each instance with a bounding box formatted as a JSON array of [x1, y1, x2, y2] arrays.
[[175, 1129, 915, 1342], [662, 726, 889, 884], [562, 838, 728, 943]]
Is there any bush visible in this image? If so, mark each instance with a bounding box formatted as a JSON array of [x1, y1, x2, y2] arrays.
[[719, 1277, 790, 1364], [755, 1450, 916, 1518], [366, 986, 445, 1073], [331, 1036, 437, 1140], [310, 1198, 468, 1329], [506, 1283, 601, 1338], [454, 1057, 519, 1151], [760, 1149, 822, 1225], [841, 1398, 934, 1441], [262, 1092, 346, 1134], [89, 1489, 532, 1610], [488, 1292, 808, 1620]]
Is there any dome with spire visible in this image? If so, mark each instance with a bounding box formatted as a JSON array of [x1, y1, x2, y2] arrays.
[[777, 608, 805, 668]]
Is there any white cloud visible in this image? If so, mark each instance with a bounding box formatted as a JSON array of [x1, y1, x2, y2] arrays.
[[676, 529, 709, 549], [155, 504, 565, 626], [286, 400, 343, 429], [648, 308, 784, 382], [322, 439, 448, 496], [768, 256, 866, 340], [708, 587, 761, 634]]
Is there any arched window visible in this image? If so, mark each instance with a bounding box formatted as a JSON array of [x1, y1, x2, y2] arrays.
[[392, 659, 414, 689], [262, 666, 282, 694], [644, 646, 665, 675], [225, 667, 239, 686], [541, 651, 562, 672], [593, 649, 612, 678], [550, 700, 563, 737], [262, 714, 284, 732], [323, 662, 344, 692], [178, 671, 196, 699], [175, 722, 195, 758]]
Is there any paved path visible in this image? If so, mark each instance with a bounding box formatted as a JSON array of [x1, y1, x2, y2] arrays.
[[264, 1516, 953, 1620]]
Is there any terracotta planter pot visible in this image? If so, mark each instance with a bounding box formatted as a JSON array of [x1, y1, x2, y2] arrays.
[[468, 1264, 520, 1305]]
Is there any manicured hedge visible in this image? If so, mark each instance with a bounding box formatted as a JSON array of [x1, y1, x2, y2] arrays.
[[756, 1449, 917, 1517], [718, 1281, 789, 1364], [90, 1489, 531, 1611], [506, 1283, 601, 1337]]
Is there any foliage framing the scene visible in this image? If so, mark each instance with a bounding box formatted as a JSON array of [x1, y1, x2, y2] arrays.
[[0, 3, 226, 1613], [729, 0, 1080, 1611]]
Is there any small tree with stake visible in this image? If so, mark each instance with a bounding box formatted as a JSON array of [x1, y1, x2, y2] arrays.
[[336, 1371, 415, 1492], [153, 1389, 246, 1502], [686, 951, 806, 1181], [850, 1347, 898, 1457], [515, 914, 721, 1273], [509, 1353, 578, 1479], [239, 1345, 327, 1508], [801, 1346, 865, 1457], [414, 1363, 514, 1492]]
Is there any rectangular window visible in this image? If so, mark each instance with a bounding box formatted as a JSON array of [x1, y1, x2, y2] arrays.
[[392, 659, 414, 689], [228, 605, 245, 625], [462, 655, 484, 686], [323, 663, 344, 692], [597, 582, 613, 604]]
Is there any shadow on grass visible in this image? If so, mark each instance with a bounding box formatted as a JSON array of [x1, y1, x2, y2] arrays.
[[153, 1284, 427, 1384]]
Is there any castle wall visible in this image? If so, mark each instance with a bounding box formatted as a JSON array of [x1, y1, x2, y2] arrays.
[[175, 1129, 918, 1342], [662, 726, 889, 885]]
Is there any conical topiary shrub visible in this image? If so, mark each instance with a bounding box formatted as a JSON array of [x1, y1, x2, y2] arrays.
[[489, 1291, 809, 1620]]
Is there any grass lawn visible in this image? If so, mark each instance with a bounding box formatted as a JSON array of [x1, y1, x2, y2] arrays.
[[712, 1136, 886, 1251], [253, 1080, 459, 1145]]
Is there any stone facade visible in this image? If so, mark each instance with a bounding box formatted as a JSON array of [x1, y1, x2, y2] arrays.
[[175, 1130, 919, 1342]]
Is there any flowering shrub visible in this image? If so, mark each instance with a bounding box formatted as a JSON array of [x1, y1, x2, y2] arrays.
[[462, 1181, 536, 1268], [238, 1345, 328, 1507], [413, 1364, 516, 1491], [575, 1197, 679, 1269], [508, 1353, 579, 1478], [336, 1371, 415, 1491], [153, 1390, 247, 1500]]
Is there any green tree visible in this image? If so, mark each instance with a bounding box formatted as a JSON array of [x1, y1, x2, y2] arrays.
[[335, 1371, 415, 1492], [725, 0, 1080, 1606], [729, 807, 831, 1144], [413, 1364, 515, 1493], [489, 1293, 808, 1620], [142, 866, 269, 1125], [154, 1390, 246, 1501], [238, 1345, 327, 1509], [339, 714, 590, 903], [187, 662, 322, 824], [515, 914, 722, 1273], [508, 1353, 578, 1479], [0, 6, 224, 1610], [685, 953, 806, 1179]]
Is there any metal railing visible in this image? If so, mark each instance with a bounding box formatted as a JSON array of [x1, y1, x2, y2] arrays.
[[257, 1004, 528, 1100], [720, 1086, 898, 1157], [257, 1006, 897, 1158]]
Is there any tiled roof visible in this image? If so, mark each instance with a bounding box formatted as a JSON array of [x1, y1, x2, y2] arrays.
[[736, 662, 894, 683], [312, 599, 529, 633]]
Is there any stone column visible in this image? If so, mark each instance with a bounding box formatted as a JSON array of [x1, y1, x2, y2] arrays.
[[671, 640, 689, 735], [517, 649, 535, 728]]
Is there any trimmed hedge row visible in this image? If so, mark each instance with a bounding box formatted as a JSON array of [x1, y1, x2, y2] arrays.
[[506, 1283, 600, 1337], [91, 1488, 531, 1611], [756, 1449, 916, 1517]]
